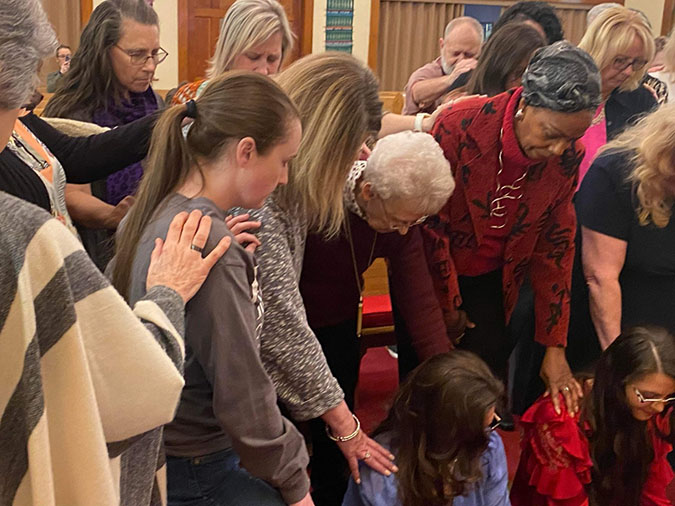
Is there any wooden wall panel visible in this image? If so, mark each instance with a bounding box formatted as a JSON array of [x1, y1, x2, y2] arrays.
[[377, 1, 464, 92], [376, 0, 596, 92]]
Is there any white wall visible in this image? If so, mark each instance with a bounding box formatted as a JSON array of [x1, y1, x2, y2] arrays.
[[92, 0, 179, 89], [625, 0, 665, 35]]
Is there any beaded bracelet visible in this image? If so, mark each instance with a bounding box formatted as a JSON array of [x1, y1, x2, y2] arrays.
[[325, 414, 361, 442]]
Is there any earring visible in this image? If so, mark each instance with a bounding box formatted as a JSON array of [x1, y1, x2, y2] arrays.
[[515, 109, 524, 119]]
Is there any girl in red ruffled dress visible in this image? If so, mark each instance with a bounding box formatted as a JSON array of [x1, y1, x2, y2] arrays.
[[511, 327, 675, 506]]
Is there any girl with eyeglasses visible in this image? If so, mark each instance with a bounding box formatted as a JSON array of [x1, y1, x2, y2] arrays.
[[511, 327, 675, 506], [342, 351, 510, 506]]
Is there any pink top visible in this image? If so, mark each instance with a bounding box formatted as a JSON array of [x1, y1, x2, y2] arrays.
[[578, 104, 607, 189], [403, 57, 445, 115]]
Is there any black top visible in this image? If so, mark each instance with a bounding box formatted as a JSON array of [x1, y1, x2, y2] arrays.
[[0, 112, 157, 212], [605, 85, 657, 141], [576, 150, 675, 333]]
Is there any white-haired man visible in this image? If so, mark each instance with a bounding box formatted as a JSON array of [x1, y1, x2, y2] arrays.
[[403, 16, 483, 115]]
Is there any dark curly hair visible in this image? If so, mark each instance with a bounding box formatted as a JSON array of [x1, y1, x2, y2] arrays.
[[492, 1, 563, 44], [374, 351, 504, 506]]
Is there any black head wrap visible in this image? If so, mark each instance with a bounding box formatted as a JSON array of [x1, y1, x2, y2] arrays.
[[522, 41, 602, 113]]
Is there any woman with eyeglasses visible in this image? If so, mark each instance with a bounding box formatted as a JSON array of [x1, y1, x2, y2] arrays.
[[342, 351, 509, 506], [300, 131, 456, 505], [511, 326, 675, 506], [576, 6, 657, 188], [44, 0, 167, 269]]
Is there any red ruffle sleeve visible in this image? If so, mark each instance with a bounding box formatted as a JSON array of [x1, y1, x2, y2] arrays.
[[511, 395, 592, 506], [641, 411, 674, 506]]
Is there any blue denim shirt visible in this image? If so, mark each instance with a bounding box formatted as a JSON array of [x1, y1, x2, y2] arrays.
[[342, 431, 510, 506]]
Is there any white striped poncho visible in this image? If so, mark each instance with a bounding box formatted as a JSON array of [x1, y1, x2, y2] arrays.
[[0, 191, 186, 506]]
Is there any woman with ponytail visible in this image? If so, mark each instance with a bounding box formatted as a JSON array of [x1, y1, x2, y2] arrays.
[[112, 71, 312, 506]]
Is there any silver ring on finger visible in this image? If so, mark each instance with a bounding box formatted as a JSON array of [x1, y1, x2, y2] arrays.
[[562, 386, 570, 392], [363, 451, 371, 460], [190, 243, 204, 254]]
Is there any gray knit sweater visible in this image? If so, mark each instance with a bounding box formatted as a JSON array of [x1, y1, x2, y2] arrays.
[[246, 195, 344, 421]]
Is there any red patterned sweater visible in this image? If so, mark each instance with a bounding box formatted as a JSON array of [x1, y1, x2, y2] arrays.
[[421, 88, 584, 347]]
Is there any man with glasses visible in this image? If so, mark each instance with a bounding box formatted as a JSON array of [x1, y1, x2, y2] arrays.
[[46, 44, 71, 92]]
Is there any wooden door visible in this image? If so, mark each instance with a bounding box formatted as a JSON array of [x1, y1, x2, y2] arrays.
[[178, 0, 308, 83]]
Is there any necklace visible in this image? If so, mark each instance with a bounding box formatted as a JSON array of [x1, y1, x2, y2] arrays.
[[344, 214, 377, 337], [489, 127, 527, 229]]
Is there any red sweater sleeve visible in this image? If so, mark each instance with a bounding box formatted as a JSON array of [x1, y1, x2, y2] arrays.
[[420, 111, 464, 319], [388, 227, 452, 360], [529, 174, 577, 347], [511, 395, 592, 506], [641, 412, 674, 506]]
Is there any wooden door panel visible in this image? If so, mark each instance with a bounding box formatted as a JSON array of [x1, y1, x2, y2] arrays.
[[179, 0, 307, 83]]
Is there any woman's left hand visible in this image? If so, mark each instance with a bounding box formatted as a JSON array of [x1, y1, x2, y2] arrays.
[[540, 346, 583, 416], [337, 430, 398, 484], [423, 94, 485, 132]]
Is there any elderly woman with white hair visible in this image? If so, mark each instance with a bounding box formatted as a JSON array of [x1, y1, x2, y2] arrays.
[[0, 1, 230, 505], [299, 131, 455, 505]]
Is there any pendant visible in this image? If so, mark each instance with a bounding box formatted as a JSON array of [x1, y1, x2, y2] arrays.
[[356, 295, 363, 338]]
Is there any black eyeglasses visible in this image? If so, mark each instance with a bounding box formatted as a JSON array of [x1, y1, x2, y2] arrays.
[[115, 45, 168, 66], [488, 413, 502, 432], [612, 55, 648, 72]]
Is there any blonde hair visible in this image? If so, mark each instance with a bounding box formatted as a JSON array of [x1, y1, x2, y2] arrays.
[[600, 102, 675, 228], [274, 52, 382, 237], [207, 0, 293, 78], [578, 6, 655, 92]]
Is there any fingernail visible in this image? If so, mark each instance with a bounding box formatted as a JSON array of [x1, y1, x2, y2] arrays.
[[356, 479, 361, 484], [389, 454, 395, 460], [384, 470, 391, 476], [555, 408, 561, 415], [391, 465, 399, 473]]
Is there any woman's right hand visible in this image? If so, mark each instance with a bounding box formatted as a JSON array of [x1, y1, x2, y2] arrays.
[[444, 309, 475, 345], [226, 213, 261, 253], [146, 209, 231, 303], [289, 493, 315, 506]]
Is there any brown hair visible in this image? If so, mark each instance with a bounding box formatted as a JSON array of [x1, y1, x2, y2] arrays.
[[374, 351, 504, 506], [273, 52, 381, 237], [44, 0, 158, 118], [112, 71, 299, 299], [467, 22, 545, 97]]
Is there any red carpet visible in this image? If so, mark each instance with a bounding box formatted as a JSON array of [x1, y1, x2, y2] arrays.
[[354, 347, 675, 500]]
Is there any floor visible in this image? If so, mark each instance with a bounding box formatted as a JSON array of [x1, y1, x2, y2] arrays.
[[354, 346, 675, 497]]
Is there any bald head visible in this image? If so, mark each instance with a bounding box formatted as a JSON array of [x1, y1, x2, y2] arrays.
[[440, 17, 483, 74]]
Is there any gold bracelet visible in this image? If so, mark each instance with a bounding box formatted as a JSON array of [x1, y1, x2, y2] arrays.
[[325, 414, 361, 442]]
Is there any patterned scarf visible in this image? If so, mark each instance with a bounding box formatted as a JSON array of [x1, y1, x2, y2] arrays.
[[91, 87, 158, 205]]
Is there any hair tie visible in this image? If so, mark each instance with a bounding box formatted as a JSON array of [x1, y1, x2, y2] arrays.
[[185, 99, 197, 119]]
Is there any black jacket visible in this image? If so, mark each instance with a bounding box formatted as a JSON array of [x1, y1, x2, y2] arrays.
[[606, 85, 658, 141]]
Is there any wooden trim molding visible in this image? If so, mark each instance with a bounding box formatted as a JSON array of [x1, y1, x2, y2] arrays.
[[80, 0, 93, 27], [369, 0, 380, 71], [663, 0, 675, 35], [302, 0, 314, 55], [178, 0, 188, 83]]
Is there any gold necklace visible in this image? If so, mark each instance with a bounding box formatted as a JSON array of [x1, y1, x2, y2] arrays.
[[344, 214, 378, 337], [489, 127, 527, 229]]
